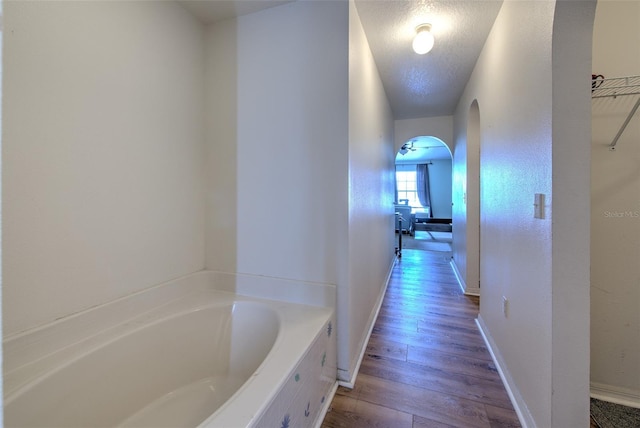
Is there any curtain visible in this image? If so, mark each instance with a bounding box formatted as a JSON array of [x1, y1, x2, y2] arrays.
[[416, 163, 432, 217]]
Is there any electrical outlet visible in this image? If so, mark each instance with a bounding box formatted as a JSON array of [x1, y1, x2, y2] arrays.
[[502, 296, 509, 318]]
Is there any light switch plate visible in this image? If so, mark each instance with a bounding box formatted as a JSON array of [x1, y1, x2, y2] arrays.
[[534, 193, 545, 219]]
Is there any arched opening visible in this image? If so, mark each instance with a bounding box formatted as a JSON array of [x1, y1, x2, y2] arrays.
[[394, 136, 452, 252]]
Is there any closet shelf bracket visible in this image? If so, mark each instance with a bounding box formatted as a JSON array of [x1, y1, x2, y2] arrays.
[[591, 75, 640, 150], [609, 97, 640, 150]]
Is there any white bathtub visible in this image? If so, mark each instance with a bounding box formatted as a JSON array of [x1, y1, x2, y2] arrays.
[[3, 272, 336, 427]]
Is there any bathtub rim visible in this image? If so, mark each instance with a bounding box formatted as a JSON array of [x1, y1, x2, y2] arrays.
[[3, 270, 334, 428], [3, 268, 336, 376], [4, 300, 284, 410], [199, 304, 333, 428]]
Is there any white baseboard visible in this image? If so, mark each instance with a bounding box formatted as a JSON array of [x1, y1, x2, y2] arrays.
[[476, 316, 534, 428], [450, 258, 480, 296], [450, 258, 466, 293], [314, 381, 339, 428], [591, 382, 640, 409], [337, 256, 397, 388]]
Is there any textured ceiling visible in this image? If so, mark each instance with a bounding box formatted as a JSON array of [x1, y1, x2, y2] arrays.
[[180, 0, 502, 146], [354, 0, 502, 119]]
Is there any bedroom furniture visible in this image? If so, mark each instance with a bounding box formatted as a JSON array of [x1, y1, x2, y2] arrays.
[[394, 204, 414, 235], [413, 217, 452, 233]]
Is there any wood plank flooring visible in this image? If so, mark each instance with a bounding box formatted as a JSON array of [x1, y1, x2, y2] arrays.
[[321, 249, 521, 428]]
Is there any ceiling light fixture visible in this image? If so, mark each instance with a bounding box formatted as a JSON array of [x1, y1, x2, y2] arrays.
[[412, 24, 434, 55], [399, 141, 419, 155]]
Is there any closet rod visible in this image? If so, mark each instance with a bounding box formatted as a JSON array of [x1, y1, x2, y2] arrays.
[[610, 96, 640, 149]]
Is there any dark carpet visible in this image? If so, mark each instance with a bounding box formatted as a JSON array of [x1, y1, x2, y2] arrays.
[[591, 398, 640, 428]]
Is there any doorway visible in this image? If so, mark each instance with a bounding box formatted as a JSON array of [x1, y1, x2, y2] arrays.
[[394, 136, 453, 253]]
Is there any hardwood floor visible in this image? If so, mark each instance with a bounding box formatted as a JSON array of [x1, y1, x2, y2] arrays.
[[321, 249, 521, 428]]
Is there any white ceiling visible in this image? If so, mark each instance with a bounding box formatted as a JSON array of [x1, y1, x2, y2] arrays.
[[179, 0, 502, 161], [354, 0, 502, 119]]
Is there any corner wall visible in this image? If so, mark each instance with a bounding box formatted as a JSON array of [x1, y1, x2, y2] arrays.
[[341, 0, 396, 382], [204, 1, 349, 297], [2, 1, 206, 335], [205, 0, 394, 384], [550, 2, 595, 425]]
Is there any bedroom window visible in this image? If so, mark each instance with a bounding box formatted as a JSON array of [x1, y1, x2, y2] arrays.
[[396, 170, 423, 208]]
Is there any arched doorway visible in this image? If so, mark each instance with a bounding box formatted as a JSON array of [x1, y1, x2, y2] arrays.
[[394, 136, 452, 252]]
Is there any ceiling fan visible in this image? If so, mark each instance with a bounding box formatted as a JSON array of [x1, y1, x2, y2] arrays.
[[399, 140, 424, 155]]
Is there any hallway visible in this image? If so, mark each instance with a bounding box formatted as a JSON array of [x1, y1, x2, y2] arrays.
[[322, 249, 520, 427]]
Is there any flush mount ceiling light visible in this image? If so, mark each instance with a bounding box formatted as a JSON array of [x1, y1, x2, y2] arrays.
[[412, 23, 434, 55]]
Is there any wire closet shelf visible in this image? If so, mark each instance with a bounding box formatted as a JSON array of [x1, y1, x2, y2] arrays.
[[591, 75, 640, 150], [591, 75, 640, 99]]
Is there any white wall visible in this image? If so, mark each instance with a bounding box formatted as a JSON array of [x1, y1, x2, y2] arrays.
[[451, 100, 480, 295], [591, 0, 640, 404], [205, 1, 348, 288], [205, 0, 394, 384], [2, 0, 392, 394], [342, 0, 395, 383], [474, 5, 555, 422], [550, 3, 594, 425], [395, 116, 453, 153], [2, 1, 206, 335], [427, 160, 452, 218], [205, 18, 238, 275], [453, 1, 595, 426]]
